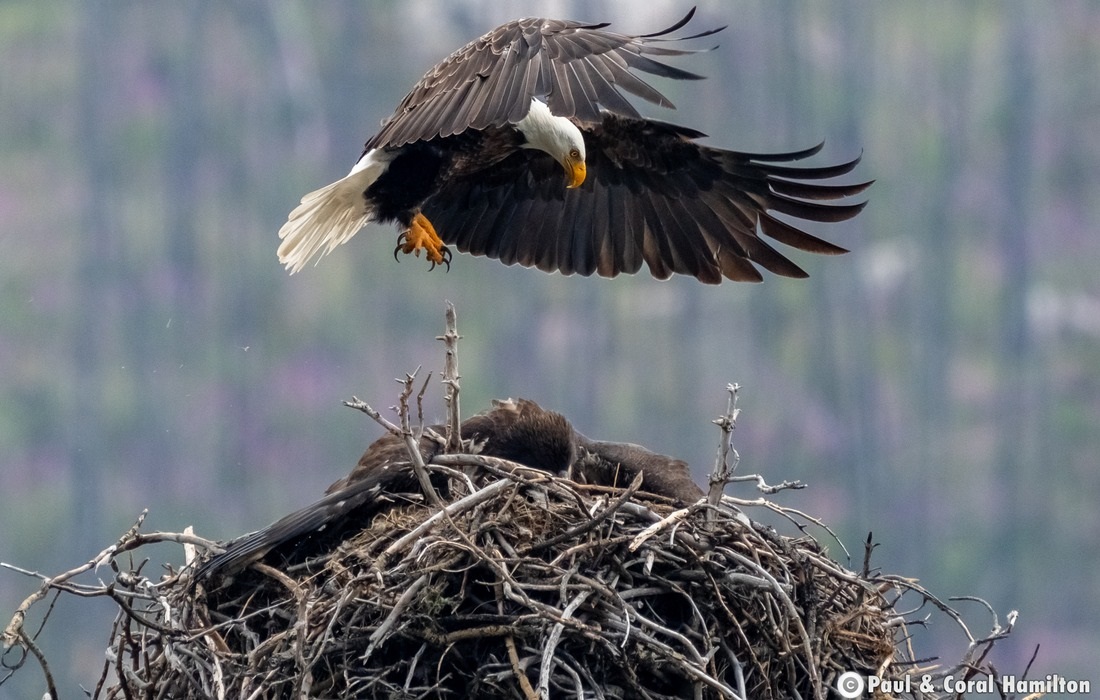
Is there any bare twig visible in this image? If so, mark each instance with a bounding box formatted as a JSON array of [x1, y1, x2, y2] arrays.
[[708, 384, 741, 508], [379, 478, 513, 560], [395, 368, 444, 509], [3, 511, 150, 651], [539, 584, 591, 700], [628, 506, 692, 552], [725, 473, 805, 494], [438, 300, 463, 452], [342, 397, 403, 437], [9, 623, 58, 700], [504, 632, 539, 700], [362, 574, 430, 663]]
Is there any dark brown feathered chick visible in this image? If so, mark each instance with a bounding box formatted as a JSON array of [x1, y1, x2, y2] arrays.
[[194, 398, 702, 582], [573, 435, 704, 504], [195, 399, 576, 581]]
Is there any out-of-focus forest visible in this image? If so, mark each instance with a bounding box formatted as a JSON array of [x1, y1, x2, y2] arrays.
[[2, 0, 1097, 695]]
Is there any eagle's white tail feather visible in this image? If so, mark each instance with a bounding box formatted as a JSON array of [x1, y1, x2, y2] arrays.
[[276, 149, 393, 274]]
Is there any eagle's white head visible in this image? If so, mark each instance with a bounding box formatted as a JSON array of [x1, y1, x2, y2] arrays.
[[516, 98, 587, 189]]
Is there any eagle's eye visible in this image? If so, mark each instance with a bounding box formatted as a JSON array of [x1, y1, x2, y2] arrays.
[[569, 149, 580, 159]]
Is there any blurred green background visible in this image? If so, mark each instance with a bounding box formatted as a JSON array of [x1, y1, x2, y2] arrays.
[[2, 0, 1098, 694]]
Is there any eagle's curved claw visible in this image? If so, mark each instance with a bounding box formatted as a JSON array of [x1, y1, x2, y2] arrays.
[[394, 213, 450, 271], [429, 245, 452, 272]]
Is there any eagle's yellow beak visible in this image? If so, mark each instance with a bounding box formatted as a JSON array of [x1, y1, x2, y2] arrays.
[[563, 156, 586, 189]]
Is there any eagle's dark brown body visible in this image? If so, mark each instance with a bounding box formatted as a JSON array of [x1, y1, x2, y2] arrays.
[[195, 399, 702, 581]]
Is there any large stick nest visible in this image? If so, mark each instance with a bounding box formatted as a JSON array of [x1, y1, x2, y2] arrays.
[[127, 464, 898, 699], [1, 443, 1018, 700], [60, 449, 1010, 700]]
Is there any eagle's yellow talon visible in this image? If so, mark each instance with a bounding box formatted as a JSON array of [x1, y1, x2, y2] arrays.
[[394, 213, 450, 271]]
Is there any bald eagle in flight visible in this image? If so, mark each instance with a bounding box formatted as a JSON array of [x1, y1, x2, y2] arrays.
[[277, 8, 870, 284]]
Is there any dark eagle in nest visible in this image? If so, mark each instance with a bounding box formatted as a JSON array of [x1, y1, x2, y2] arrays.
[[195, 399, 703, 581], [277, 8, 871, 283]]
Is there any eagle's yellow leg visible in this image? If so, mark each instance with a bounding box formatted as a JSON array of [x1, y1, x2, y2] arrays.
[[395, 212, 452, 271]]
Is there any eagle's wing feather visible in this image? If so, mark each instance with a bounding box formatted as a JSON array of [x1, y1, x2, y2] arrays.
[[367, 9, 720, 149], [423, 114, 871, 283], [192, 471, 395, 582]]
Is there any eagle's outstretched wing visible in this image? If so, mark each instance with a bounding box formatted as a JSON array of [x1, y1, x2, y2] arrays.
[[367, 7, 722, 149], [427, 116, 870, 283]]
